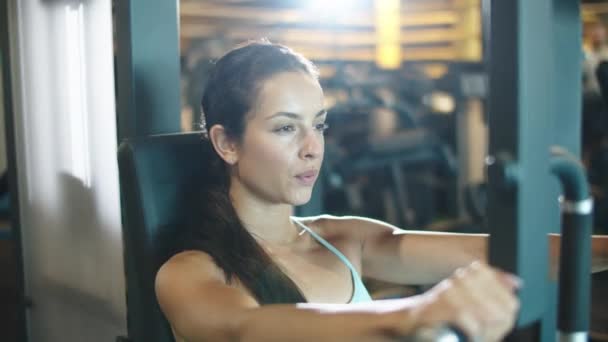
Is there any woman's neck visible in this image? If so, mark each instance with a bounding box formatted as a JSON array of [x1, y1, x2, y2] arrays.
[[229, 179, 300, 245]]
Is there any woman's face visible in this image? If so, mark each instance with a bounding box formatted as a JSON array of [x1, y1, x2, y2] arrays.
[[232, 71, 326, 206]]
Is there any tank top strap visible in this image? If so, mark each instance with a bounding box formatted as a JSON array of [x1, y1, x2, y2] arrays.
[[292, 217, 373, 303]]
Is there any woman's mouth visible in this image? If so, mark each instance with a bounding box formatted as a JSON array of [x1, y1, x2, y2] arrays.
[[294, 170, 318, 186]]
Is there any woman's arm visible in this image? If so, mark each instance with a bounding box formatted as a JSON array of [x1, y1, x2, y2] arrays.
[[353, 216, 487, 284], [591, 234, 608, 272], [156, 251, 408, 341], [549, 234, 608, 275], [355, 216, 608, 284], [156, 250, 518, 341]]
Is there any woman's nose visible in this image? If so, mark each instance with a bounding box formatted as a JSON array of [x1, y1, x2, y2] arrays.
[[299, 128, 323, 160]]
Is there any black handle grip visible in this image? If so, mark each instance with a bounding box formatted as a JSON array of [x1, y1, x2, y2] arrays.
[[558, 212, 592, 332]]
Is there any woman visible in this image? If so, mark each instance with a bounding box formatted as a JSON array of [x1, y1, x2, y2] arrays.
[[155, 40, 602, 342]]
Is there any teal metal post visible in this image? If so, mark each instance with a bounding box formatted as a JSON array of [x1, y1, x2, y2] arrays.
[[551, 0, 581, 153], [0, 1, 28, 341], [484, 0, 559, 340], [115, 0, 182, 139], [485, 0, 584, 340], [114, 1, 181, 341], [551, 2, 586, 341]]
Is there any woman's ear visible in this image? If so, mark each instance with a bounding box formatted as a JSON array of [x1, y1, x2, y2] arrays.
[[208, 125, 239, 165]]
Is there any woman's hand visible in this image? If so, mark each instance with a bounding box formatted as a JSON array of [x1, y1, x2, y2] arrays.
[[405, 261, 521, 341]]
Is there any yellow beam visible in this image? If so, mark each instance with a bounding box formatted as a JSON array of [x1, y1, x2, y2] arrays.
[[179, 30, 470, 63], [453, 0, 481, 61], [178, 0, 482, 62], [582, 2, 608, 15], [266, 45, 460, 62], [180, 24, 470, 46], [375, 0, 402, 69], [180, 2, 460, 28], [180, 23, 218, 38]]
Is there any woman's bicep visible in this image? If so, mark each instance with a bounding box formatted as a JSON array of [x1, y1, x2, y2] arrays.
[[155, 251, 258, 341]]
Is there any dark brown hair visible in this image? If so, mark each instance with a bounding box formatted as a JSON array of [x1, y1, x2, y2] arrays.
[[179, 40, 318, 304]]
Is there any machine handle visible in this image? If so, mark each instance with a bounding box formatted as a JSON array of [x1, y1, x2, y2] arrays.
[[402, 324, 468, 342], [550, 146, 593, 337]]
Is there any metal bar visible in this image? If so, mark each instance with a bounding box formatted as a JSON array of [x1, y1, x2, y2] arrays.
[[484, 0, 557, 339], [0, 1, 28, 340], [552, 0, 581, 155], [550, 149, 592, 334], [390, 162, 411, 228], [180, 2, 461, 27], [115, 0, 181, 139], [549, 1, 583, 339], [558, 331, 588, 342]]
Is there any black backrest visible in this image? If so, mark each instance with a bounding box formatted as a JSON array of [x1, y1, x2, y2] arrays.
[[117, 132, 209, 342]]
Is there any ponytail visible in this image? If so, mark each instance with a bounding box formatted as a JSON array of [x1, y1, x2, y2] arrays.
[[169, 40, 318, 304], [174, 139, 306, 304]]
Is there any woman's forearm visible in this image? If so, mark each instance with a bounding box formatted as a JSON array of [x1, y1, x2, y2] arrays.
[[591, 234, 608, 273], [389, 232, 606, 285], [233, 299, 420, 342], [412, 232, 607, 282], [425, 233, 608, 277], [171, 262, 519, 342], [395, 232, 488, 284], [549, 234, 608, 276]]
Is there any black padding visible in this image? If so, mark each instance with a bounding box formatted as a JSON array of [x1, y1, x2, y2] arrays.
[[117, 132, 210, 342]]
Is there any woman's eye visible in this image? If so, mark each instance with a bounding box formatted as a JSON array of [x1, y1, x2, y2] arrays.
[[274, 125, 295, 133], [315, 123, 329, 132]]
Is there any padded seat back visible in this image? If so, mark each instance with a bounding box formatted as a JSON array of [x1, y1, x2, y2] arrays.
[[117, 132, 210, 342]]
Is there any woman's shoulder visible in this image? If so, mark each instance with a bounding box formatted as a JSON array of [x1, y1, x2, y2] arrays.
[[296, 214, 396, 228], [156, 250, 226, 287], [293, 214, 398, 240], [155, 252, 259, 341]]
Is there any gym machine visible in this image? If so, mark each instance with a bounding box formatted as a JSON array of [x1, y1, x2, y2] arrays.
[[111, 0, 594, 341]]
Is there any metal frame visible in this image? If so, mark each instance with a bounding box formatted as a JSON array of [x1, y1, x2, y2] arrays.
[[0, 0, 28, 340], [101, 0, 588, 340], [484, 0, 581, 340], [115, 0, 182, 140]]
